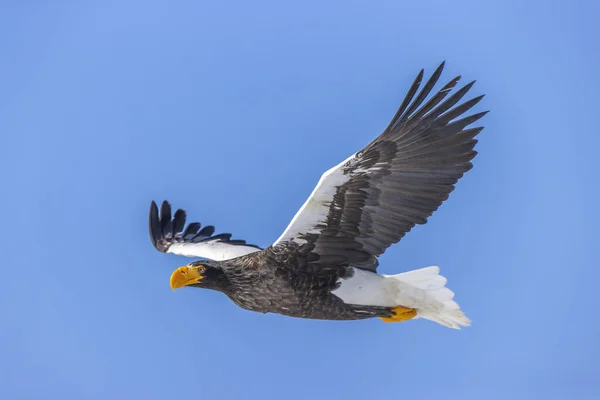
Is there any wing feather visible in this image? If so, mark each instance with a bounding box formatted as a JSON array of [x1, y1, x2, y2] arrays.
[[149, 201, 261, 261], [273, 62, 487, 272]]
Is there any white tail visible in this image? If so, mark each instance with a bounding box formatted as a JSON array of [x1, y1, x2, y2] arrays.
[[385, 266, 471, 329]]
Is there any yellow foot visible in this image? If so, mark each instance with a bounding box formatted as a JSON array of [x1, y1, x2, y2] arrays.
[[379, 306, 417, 323]]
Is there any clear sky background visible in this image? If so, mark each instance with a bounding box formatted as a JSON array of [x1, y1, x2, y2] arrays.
[[1, 1, 598, 399]]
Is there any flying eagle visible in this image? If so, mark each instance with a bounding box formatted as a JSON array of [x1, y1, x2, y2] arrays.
[[149, 62, 486, 329]]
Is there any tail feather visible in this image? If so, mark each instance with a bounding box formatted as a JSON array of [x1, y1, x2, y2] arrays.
[[386, 266, 471, 329]]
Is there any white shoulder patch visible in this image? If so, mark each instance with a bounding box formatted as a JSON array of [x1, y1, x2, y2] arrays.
[[273, 153, 356, 245]]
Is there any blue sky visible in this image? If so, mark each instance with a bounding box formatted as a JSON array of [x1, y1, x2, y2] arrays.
[[1, 1, 598, 399]]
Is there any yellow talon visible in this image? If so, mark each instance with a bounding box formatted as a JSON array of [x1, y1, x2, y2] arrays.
[[379, 306, 417, 323]]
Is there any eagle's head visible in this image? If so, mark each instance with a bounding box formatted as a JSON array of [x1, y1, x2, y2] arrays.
[[169, 260, 229, 291]]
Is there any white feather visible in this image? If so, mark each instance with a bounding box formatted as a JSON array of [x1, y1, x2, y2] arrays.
[[167, 241, 260, 261], [273, 153, 356, 245], [331, 266, 470, 329], [331, 268, 393, 306]]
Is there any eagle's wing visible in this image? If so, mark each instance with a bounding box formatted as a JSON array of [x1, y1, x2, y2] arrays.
[[273, 62, 486, 271], [149, 201, 261, 261]]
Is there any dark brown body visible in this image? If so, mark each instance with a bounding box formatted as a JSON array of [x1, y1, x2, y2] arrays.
[[191, 245, 394, 320]]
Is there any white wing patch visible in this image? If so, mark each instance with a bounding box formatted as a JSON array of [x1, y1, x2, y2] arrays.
[[273, 153, 356, 245], [167, 241, 261, 261], [149, 201, 262, 262]]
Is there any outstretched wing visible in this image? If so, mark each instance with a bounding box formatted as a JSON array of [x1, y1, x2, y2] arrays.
[[149, 201, 261, 261], [273, 62, 487, 271]]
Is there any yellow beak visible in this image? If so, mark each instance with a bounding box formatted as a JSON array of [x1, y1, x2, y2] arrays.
[[170, 266, 203, 291]]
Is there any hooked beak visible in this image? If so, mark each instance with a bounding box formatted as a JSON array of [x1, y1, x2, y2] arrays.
[[169, 266, 203, 291]]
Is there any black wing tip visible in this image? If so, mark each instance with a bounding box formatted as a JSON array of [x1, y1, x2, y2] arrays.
[[464, 80, 476, 90], [415, 66, 487, 125], [149, 200, 170, 252], [428, 61, 446, 81], [148, 200, 262, 253], [441, 75, 462, 91], [149, 200, 161, 249]]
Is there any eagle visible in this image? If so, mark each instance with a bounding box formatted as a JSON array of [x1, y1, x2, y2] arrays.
[[149, 62, 486, 329]]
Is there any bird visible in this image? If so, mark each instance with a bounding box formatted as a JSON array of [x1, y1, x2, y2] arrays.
[[149, 61, 487, 329]]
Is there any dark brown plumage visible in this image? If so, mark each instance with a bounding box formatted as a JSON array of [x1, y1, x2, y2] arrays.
[[185, 247, 395, 320]]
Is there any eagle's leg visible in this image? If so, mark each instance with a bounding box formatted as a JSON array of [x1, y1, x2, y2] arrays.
[[379, 306, 417, 323]]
